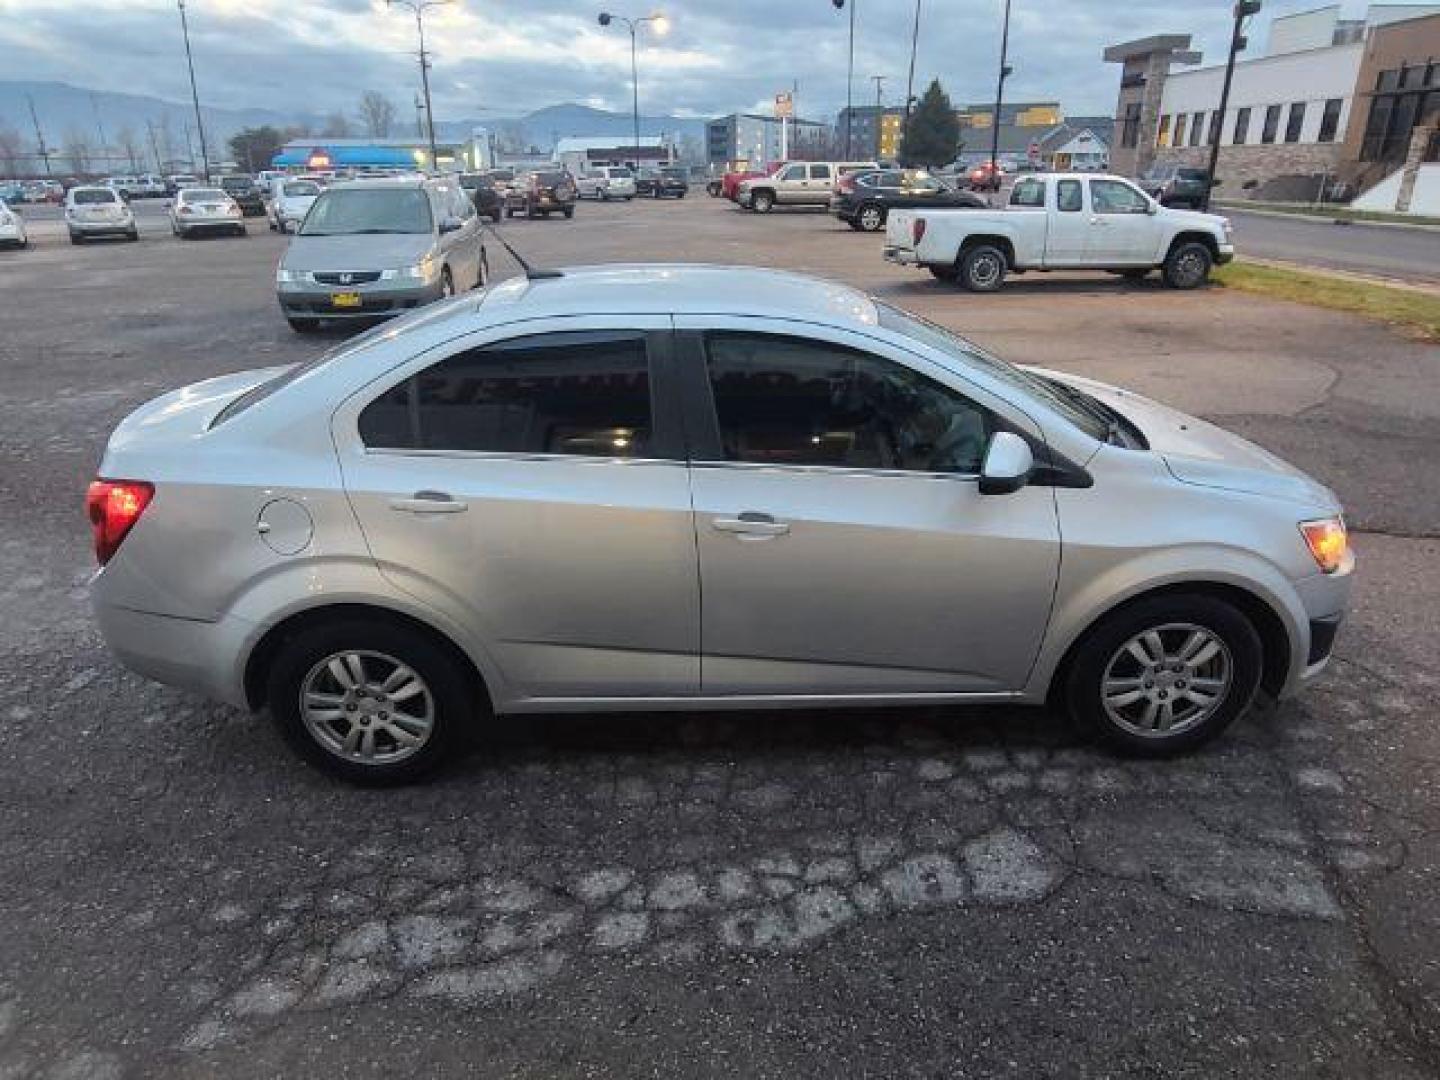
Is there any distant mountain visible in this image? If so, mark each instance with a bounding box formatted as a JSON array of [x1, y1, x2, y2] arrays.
[[2, 81, 710, 166]]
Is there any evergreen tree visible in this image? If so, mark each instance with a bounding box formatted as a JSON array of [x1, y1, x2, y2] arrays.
[[900, 79, 961, 168]]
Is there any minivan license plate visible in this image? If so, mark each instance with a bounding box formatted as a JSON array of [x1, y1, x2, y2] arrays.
[[331, 292, 362, 308]]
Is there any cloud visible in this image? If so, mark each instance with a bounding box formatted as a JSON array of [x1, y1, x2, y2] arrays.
[[0, 0, 1337, 123]]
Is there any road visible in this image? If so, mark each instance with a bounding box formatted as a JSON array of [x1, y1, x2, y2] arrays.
[[2, 196, 1439, 1078], [1223, 206, 1440, 283]]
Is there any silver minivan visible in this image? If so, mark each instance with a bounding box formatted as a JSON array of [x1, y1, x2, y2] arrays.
[[89, 266, 1352, 784], [275, 176, 488, 332]]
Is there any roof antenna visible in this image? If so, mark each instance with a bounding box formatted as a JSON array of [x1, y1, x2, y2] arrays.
[[482, 223, 563, 281]]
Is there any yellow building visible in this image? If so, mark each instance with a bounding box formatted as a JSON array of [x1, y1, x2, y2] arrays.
[[879, 112, 904, 158]]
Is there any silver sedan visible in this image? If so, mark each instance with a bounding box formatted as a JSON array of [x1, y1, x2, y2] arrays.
[[169, 187, 246, 238], [87, 265, 1353, 783]]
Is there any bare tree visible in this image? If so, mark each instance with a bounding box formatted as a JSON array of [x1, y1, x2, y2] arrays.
[[62, 129, 93, 175], [0, 126, 23, 176], [358, 92, 396, 139], [321, 112, 353, 138], [115, 124, 143, 172]]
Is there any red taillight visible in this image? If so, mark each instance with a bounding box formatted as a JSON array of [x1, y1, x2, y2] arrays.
[[838, 175, 856, 194], [86, 480, 153, 565], [912, 218, 927, 245]]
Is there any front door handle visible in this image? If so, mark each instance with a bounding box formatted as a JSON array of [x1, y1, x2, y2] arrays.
[[389, 490, 468, 514], [712, 512, 790, 538]]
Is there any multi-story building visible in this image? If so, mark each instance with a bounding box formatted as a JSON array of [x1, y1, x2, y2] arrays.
[[835, 101, 1065, 164], [1105, 3, 1439, 203], [705, 113, 830, 168]]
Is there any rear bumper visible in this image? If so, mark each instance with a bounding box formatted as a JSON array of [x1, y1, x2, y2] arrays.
[[69, 219, 134, 235], [178, 215, 243, 231], [92, 593, 250, 708], [884, 246, 921, 266]]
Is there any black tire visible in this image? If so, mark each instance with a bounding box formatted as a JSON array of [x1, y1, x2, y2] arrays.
[[1162, 241, 1213, 289], [751, 190, 775, 213], [958, 244, 1007, 292], [287, 317, 319, 332], [563, 207, 574, 219], [847, 219, 863, 231], [266, 618, 477, 785], [128, 230, 139, 241], [440, 267, 454, 298], [476, 250, 489, 289], [856, 203, 886, 232], [1064, 593, 1263, 757], [490, 211, 502, 223], [69, 231, 83, 245]]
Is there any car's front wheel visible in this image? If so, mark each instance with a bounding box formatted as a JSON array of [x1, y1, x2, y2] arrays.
[[857, 204, 885, 232], [751, 191, 775, 213], [1064, 594, 1263, 756], [1163, 241, 1213, 289], [266, 619, 476, 784]]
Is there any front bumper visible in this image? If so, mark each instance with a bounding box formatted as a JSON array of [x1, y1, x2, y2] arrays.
[[278, 279, 445, 320], [1216, 244, 1235, 265]]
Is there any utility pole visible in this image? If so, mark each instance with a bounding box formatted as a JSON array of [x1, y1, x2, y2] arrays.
[[843, 0, 856, 158], [387, 0, 451, 171], [146, 119, 164, 174], [989, 0, 1013, 183], [903, 0, 922, 160], [91, 92, 109, 171], [26, 94, 52, 176], [177, 0, 211, 181], [414, 94, 426, 140], [1203, 0, 1260, 212]]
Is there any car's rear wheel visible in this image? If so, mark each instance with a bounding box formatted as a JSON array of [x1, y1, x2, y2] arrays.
[[958, 244, 1007, 292], [476, 250, 489, 289], [266, 619, 476, 784], [857, 204, 885, 231], [1163, 241, 1213, 289], [751, 191, 775, 213], [1064, 594, 1262, 756], [69, 231, 83, 245], [563, 207, 574, 219]]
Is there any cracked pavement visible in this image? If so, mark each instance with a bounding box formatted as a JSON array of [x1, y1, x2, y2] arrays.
[[2, 198, 1438, 1078]]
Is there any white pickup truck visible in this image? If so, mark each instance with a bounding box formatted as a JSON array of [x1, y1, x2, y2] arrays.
[[884, 172, 1234, 292]]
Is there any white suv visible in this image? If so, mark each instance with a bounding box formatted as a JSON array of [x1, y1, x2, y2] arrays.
[[737, 161, 878, 212], [577, 167, 637, 201]]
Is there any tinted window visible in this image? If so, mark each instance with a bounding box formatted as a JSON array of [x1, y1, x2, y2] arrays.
[[1284, 102, 1306, 143], [284, 181, 320, 196], [1090, 178, 1148, 214], [703, 333, 993, 474], [300, 187, 433, 235], [73, 189, 118, 205], [809, 164, 832, 179], [1262, 105, 1282, 144], [1009, 177, 1046, 207], [1056, 179, 1083, 212], [1233, 107, 1251, 144], [359, 332, 652, 457], [1318, 98, 1343, 142]]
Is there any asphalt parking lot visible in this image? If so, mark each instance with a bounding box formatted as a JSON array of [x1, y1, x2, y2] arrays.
[[2, 194, 1439, 1078]]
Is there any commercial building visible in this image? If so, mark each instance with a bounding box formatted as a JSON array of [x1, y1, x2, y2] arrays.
[[705, 113, 830, 167], [554, 136, 671, 176], [835, 101, 1065, 165], [271, 136, 474, 173], [1105, 4, 1440, 205]]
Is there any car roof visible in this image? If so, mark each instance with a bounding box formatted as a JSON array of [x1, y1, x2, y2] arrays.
[[479, 264, 878, 326]]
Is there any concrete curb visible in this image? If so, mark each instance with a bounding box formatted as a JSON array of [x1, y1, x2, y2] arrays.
[[1217, 203, 1440, 234]]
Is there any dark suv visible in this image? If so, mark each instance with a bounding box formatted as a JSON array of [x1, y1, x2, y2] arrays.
[[636, 167, 689, 198], [504, 170, 577, 219], [216, 175, 266, 217], [1139, 165, 1213, 209], [458, 173, 504, 222]]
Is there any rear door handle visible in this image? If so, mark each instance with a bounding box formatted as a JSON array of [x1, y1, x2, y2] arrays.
[[712, 512, 790, 538], [388, 490, 468, 514]]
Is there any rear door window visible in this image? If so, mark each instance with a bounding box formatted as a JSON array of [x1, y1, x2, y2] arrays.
[[1009, 178, 1047, 207]]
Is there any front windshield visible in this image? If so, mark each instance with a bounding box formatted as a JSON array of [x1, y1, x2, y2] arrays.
[[299, 187, 433, 236], [283, 181, 320, 197], [875, 302, 1114, 442]]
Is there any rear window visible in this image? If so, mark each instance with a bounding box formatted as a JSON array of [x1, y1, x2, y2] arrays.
[[74, 189, 118, 205], [183, 189, 228, 201], [534, 172, 566, 185]]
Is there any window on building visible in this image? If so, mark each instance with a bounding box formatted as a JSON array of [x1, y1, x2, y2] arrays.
[[1190, 112, 1205, 147], [1284, 102, 1306, 143], [1157, 115, 1171, 148], [1261, 105, 1282, 144], [1173, 113, 1188, 147], [1318, 98, 1343, 143], [701, 333, 994, 474], [1233, 107, 1251, 145], [358, 331, 654, 457], [1206, 111, 1222, 146], [1360, 67, 1437, 162], [1120, 102, 1142, 149]]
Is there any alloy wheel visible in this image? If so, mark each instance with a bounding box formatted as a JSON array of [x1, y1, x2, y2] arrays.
[[1099, 623, 1233, 738], [299, 650, 436, 765]]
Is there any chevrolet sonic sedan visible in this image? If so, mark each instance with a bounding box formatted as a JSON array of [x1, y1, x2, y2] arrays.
[[88, 265, 1353, 784]]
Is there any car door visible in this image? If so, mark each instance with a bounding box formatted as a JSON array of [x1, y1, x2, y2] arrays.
[[675, 320, 1061, 696], [771, 163, 806, 203], [333, 318, 699, 704], [1085, 177, 1163, 265], [1045, 177, 1090, 267], [805, 163, 832, 204]]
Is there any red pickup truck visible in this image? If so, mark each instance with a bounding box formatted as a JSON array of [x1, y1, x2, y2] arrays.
[[717, 161, 784, 202]]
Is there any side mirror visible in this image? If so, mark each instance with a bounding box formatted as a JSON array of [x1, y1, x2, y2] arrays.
[[1146, 200, 1159, 215], [979, 431, 1034, 495]]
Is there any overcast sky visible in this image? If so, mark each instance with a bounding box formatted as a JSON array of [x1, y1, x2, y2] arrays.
[[0, 0, 1372, 122]]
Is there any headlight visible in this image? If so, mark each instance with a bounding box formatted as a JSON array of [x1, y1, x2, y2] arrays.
[[1222, 219, 1234, 239], [389, 256, 438, 281], [1300, 517, 1348, 574], [275, 268, 306, 284]]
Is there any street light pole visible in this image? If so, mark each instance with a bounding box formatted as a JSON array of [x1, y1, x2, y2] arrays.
[[1203, 0, 1260, 212], [388, 0, 451, 171], [598, 12, 669, 170], [989, 0, 1013, 185], [903, 0, 922, 155], [177, 0, 210, 181]]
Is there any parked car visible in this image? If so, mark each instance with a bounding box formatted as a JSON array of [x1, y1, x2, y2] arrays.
[[268, 177, 322, 233], [87, 263, 1353, 784], [719, 162, 780, 201], [0, 198, 28, 248], [634, 166, 688, 198], [216, 175, 266, 216], [25, 180, 64, 203], [169, 186, 246, 238], [165, 174, 200, 196], [737, 160, 879, 212], [64, 185, 138, 243], [831, 169, 987, 232], [133, 174, 167, 198], [457, 173, 505, 222], [967, 161, 1005, 192], [1139, 164, 1215, 209], [884, 173, 1234, 291], [576, 166, 637, 200], [504, 170, 577, 218], [275, 175, 488, 332]]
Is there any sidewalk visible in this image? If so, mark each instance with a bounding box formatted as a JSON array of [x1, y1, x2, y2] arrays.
[[1217, 200, 1440, 233]]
